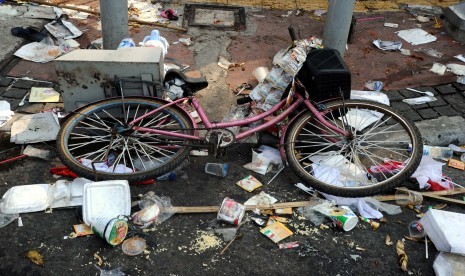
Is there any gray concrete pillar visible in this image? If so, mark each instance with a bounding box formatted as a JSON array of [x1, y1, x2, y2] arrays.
[[100, 0, 129, 49], [322, 0, 355, 57]]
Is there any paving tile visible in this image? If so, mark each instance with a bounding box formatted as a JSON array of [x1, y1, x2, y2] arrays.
[[398, 89, 418, 98], [391, 101, 412, 112], [12, 79, 34, 89], [452, 82, 465, 92], [400, 110, 422, 121], [434, 106, 460, 116], [443, 94, 465, 110], [385, 90, 404, 101], [410, 103, 429, 110], [416, 86, 438, 96], [435, 84, 457, 95], [0, 77, 13, 87], [417, 109, 439, 119], [1, 88, 29, 99], [0, 87, 6, 97], [427, 96, 447, 107]]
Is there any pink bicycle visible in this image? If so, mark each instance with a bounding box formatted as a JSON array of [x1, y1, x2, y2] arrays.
[[57, 51, 423, 197]]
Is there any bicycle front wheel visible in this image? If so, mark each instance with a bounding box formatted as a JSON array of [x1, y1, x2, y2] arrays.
[[57, 97, 193, 182], [285, 100, 423, 197]]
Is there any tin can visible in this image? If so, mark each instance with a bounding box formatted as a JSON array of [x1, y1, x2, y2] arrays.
[[118, 38, 135, 48], [91, 216, 128, 245]]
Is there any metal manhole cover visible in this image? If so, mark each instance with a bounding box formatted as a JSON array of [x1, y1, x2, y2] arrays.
[[183, 4, 246, 31]]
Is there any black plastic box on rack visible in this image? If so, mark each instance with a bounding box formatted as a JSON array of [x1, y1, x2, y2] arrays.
[[297, 48, 351, 102]]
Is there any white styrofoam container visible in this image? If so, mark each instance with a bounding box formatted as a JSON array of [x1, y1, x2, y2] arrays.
[[82, 180, 131, 226], [0, 184, 50, 214]]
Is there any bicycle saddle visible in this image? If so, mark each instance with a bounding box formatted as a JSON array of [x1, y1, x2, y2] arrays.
[[164, 69, 208, 94]]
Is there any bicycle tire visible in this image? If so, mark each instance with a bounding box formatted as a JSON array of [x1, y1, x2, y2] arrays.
[[285, 99, 423, 197], [57, 97, 193, 182]]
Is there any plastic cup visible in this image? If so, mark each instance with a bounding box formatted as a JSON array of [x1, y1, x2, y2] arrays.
[[408, 221, 425, 238], [395, 188, 423, 206], [329, 206, 359, 231], [205, 163, 229, 177]]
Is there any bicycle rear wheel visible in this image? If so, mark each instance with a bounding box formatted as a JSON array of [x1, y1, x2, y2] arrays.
[[57, 97, 193, 182], [285, 99, 423, 197]]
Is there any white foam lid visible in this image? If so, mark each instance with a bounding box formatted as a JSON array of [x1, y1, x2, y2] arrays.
[[82, 180, 131, 226]]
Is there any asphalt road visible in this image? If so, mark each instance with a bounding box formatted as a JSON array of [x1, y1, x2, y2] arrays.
[[1, 142, 464, 276]]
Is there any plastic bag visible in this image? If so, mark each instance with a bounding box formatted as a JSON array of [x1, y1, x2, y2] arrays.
[[221, 104, 250, 135], [0, 212, 19, 228], [132, 192, 175, 228]]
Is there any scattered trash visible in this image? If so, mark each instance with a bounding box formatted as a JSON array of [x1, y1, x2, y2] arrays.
[[122, 236, 147, 256], [98, 267, 126, 276], [372, 40, 402, 51], [406, 87, 434, 96], [260, 221, 293, 243], [313, 9, 326, 17], [58, 38, 80, 54], [433, 252, 465, 275], [14, 36, 60, 63], [45, 19, 83, 40], [411, 157, 454, 190], [244, 191, 277, 214], [213, 227, 238, 241], [128, 0, 164, 23], [402, 95, 437, 105], [350, 90, 389, 105], [413, 47, 443, 58], [449, 144, 465, 153], [92, 216, 129, 246], [219, 232, 243, 255], [395, 187, 423, 206], [132, 192, 175, 227], [447, 63, 465, 75], [396, 28, 437, 45], [429, 62, 447, 76], [11, 26, 48, 42], [364, 80, 384, 91], [160, 9, 178, 21], [321, 193, 384, 219], [416, 15, 430, 23], [26, 250, 44, 266], [448, 159, 465, 170], [280, 11, 293, 18], [217, 56, 243, 70], [190, 149, 208, 156], [408, 220, 425, 238], [243, 145, 282, 175], [384, 22, 398, 28], [94, 252, 103, 266], [312, 202, 359, 231], [422, 145, 453, 161], [73, 223, 94, 237], [253, 67, 269, 83], [83, 180, 131, 226], [386, 234, 393, 246], [454, 54, 465, 63], [140, 30, 169, 55], [217, 197, 246, 225], [420, 209, 465, 254], [174, 37, 192, 47], [400, 48, 411, 56], [359, 216, 380, 230], [0, 100, 14, 127], [396, 240, 408, 271], [278, 241, 300, 249], [205, 163, 229, 177], [23, 145, 51, 160], [221, 104, 250, 135], [0, 212, 18, 228], [236, 175, 263, 192]]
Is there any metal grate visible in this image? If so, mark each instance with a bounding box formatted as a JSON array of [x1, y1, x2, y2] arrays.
[[183, 4, 246, 31]]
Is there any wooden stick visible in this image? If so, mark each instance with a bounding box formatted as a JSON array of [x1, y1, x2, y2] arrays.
[[17, 0, 188, 32], [164, 201, 312, 214], [373, 188, 465, 202], [421, 194, 465, 205]]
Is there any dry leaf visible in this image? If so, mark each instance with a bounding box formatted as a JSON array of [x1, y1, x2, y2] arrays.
[[433, 203, 447, 210], [380, 217, 387, 224], [385, 235, 393, 246], [26, 250, 44, 266], [396, 240, 408, 271]]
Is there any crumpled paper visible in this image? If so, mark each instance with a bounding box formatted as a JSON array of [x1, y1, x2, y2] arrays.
[[14, 36, 60, 63], [410, 156, 452, 189]]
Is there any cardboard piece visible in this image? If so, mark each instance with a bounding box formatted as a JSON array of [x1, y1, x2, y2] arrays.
[[10, 112, 60, 144], [260, 221, 293, 243], [29, 87, 60, 103]]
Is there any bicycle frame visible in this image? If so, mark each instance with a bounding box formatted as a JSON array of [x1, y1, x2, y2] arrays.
[[129, 92, 349, 148]]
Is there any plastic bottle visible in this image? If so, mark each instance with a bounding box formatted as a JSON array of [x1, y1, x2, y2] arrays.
[[141, 30, 169, 55], [117, 38, 135, 48], [422, 145, 453, 160], [221, 104, 251, 135]]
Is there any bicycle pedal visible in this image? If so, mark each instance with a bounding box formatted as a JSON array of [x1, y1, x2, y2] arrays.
[[215, 148, 226, 158]]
